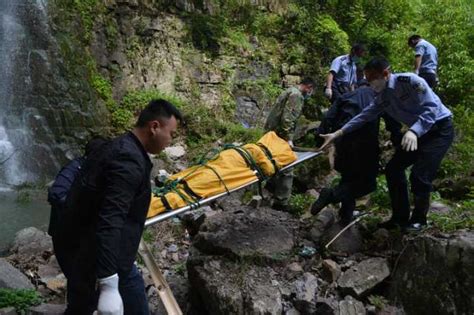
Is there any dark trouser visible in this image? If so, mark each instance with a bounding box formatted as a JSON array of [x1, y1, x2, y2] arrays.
[[333, 173, 377, 223], [271, 168, 294, 207], [385, 118, 454, 224], [419, 72, 438, 89], [54, 238, 149, 315]]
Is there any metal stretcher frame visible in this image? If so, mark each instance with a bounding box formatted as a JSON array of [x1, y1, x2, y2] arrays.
[[144, 150, 323, 227]]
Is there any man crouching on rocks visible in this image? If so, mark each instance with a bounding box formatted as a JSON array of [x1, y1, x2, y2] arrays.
[[54, 99, 181, 315]]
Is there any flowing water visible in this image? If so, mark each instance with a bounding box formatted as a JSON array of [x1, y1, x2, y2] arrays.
[[0, 1, 51, 251]]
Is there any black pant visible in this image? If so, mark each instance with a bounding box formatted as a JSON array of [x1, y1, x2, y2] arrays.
[[419, 72, 438, 89], [385, 118, 454, 223], [334, 173, 377, 221]]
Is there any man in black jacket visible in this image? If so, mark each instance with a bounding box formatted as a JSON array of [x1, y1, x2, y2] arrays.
[[58, 99, 181, 315]]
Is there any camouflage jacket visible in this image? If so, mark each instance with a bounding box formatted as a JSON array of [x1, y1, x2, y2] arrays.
[[264, 86, 304, 141]]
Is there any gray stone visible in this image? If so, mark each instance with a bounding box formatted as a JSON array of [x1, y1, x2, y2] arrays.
[[11, 227, 52, 256], [0, 258, 33, 289], [163, 145, 186, 160], [390, 231, 474, 315], [321, 224, 363, 255], [337, 258, 390, 297], [292, 272, 318, 314], [430, 201, 451, 214], [322, 259, 341, 283], [285, 307, 301, 315], [28, 304, 66, 315], [305, 189, 319, 199], [339, 296, 365, 315], [247, 284, 282, 314], [193, 207, 296, 261], [0, 307, 16, 315]]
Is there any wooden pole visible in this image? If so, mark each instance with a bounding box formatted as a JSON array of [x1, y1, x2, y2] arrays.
[[138, 239, 183, 315]]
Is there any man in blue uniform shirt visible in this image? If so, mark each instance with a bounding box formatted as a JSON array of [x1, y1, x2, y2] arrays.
[[319, 57, 454, 231], [325, 44, 366, 102], [408, 35, 438, 88]]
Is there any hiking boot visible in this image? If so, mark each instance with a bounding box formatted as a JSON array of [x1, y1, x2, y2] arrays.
[[311, 188, 333, 215]]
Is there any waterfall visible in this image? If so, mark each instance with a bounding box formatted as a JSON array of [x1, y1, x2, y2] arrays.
[[0, 1, 30, 187]]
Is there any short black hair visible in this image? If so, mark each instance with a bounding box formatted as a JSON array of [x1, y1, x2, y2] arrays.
[[408, 34, 421, 45], [136, 99, 183, 127], [364, 57, 391, 73], [351, 43, 365, 54], [300, 77, 315, 86]]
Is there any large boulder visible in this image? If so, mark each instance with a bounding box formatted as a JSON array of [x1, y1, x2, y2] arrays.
[[390, 231, 474, 314], [10, 227, 52, 257], [337, 257, 390, 298], [192, 207, 297, 262], [0, 258, 33, 289]]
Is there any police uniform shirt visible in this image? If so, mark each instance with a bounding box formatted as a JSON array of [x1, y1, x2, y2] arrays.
[[342, 73, 452, 137], [415, 39, 438, 74], [330, 54, 357, 86]]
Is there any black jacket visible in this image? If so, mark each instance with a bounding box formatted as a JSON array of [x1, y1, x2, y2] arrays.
[[65, 132, 152, 278]]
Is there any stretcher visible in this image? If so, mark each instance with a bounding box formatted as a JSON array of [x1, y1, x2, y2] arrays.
[[139, 133, 323, 315], [145, 149, 322, 227]]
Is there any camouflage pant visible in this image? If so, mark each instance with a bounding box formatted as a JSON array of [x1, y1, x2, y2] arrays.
[[271, 168, 294, 206]]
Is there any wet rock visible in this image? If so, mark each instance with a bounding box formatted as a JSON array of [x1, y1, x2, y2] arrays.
[[193, 207, 296, 261], [321, 224, 363, 255], [337, 257, 390, 297], [11, 227, 52, 257], [28, 304, 66, 315], [390, 231, 474, 315], [292, 272, 318, 314], [322, 259, 341, 283], [339, 296, 365, 315], [164, 145, 186, 160], [181, 206, 217, 236], [0, 258, 33, 289]]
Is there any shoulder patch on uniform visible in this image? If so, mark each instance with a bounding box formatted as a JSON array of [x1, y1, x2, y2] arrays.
[[413, 82, 427, 94], [397, 76, 411, 83]]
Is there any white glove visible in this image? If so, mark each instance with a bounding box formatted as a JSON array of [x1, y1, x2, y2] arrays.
[[319, 129, 343, 151], [401, 130, 418, 151], [97, 274, 123, 315], [324, 88, 333, 99], [288, 140, 294, 148]]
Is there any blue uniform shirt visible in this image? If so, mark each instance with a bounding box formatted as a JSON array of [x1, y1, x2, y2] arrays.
[[342, 73, 452, 137], [330, 54, 357, 86], [415, 39, 438, 74]]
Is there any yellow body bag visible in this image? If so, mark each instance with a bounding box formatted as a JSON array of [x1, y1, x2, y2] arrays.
[[147, 131, 297, 218]]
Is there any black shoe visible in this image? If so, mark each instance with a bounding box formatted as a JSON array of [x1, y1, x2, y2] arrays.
[[311, 188, 333, 215], [378, 218, 407, 230]]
